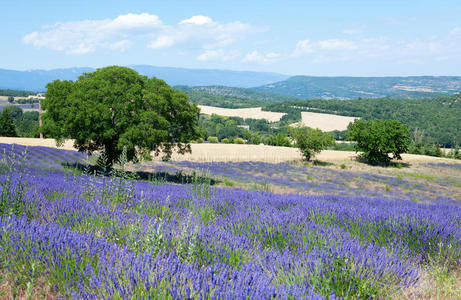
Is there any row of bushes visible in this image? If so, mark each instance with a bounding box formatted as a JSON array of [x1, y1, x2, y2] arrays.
[[192, 136, 253, 145]]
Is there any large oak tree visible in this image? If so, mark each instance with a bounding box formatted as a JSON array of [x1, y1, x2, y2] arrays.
[[41, 66, 200, 164]]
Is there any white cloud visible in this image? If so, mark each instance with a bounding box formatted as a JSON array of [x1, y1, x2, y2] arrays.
[[23, 14, 163, 54], [23, 13, 256, 55], [317, 39, 358, 51], [196, 49, 239, 61], [179, 15, 212, 25], [293, 39, 358, 57], [104, 13, 162, 30], [109, 40, 133, 52], [148, 36, 175, 49], [242, 51, 281, 63], [292, 31, 461, 64], [148, 20, 255, 50]]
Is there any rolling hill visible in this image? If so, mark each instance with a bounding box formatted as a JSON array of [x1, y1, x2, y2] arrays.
[[264, 92, 461, 146], [175, 85, 297, 108], [254, 76, 461, 99], [176, 85, 297, 102]]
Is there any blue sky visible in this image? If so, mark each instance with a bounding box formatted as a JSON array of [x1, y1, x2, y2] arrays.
[[2, 0, 461, 76]]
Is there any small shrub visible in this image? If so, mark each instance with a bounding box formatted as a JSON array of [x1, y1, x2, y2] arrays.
[[234, 137, 245, 144], [207, 136, 218, 143], [222, 178, 235, 187]]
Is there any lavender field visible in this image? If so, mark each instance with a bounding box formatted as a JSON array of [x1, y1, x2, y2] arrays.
[[1, 143, 460, 299]]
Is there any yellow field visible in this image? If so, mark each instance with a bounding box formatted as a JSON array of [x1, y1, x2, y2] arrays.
[[296, 111, 358, 132], [165, 143, 301, 162], [198, 105, 286, 122], [0, 137, 76, 150], [1, 137, 459, 167]]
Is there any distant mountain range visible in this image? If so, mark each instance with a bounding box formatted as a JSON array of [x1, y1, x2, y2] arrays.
[[2, 65, 461, 101], [254, 76, 461, 99], [0, 65, 288, 91]]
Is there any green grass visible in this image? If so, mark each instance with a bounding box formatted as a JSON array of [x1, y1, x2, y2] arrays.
[[397, 172, 438, 181]]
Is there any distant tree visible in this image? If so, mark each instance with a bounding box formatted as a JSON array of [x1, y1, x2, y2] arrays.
[[234, 137, 245, 144], [217, 119, 243, 140], [244, 131, 261, 145], [274, 132, 291, 147], [248, 119, 270, 132], [289, 125, 335, 161], [0, 110, 17, 137], [3, 106, 23, 122], [17, 111, 40, 138], [207, 136, 218, 143], [42, 66, 200, 164], [347, 119, 410, 165], [7, 96, 14, 103]]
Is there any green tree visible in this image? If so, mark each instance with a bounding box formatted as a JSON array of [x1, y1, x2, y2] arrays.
[[207, 136, 218, 143], [347, 119, 410, 165], [7, 96, 14, 103], [289, 125, 335, 161], [0, 110, 17, 137], [42, 66, 200, 164], [217, 119, 243, 140], [274, 132, 291, 147], [17, 111, 39, 138], [3, 106, 23, 122]]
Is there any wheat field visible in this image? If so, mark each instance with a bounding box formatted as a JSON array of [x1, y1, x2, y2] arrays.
[[295, 111, 359, 132], [198, 105, 286, 122], [1, 137, 459, 165]]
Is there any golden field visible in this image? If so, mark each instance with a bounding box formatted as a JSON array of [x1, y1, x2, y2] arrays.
[[197, 105, 286, 122]]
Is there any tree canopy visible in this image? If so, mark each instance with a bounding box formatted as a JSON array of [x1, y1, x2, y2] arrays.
[[289, 125, 335, 161], [264, 93, 461, 147], [347, 119, 410, 165], [42, 66, 201, 164], [0, 109, 17, 137]]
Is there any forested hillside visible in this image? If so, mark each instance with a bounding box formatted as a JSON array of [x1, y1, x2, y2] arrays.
[[255, 76, 461, 99], [0, 89, 36, 97], [264, 93, 461, 146], [176, 85, 295, 108]]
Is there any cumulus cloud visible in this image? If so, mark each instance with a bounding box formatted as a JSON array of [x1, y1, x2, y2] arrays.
[[103, 13, 161, 30], [23, 13, 255, 55], [179, 15, 212, 25], [149, 19, 255, 50], [241, 51, 281, 63]]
